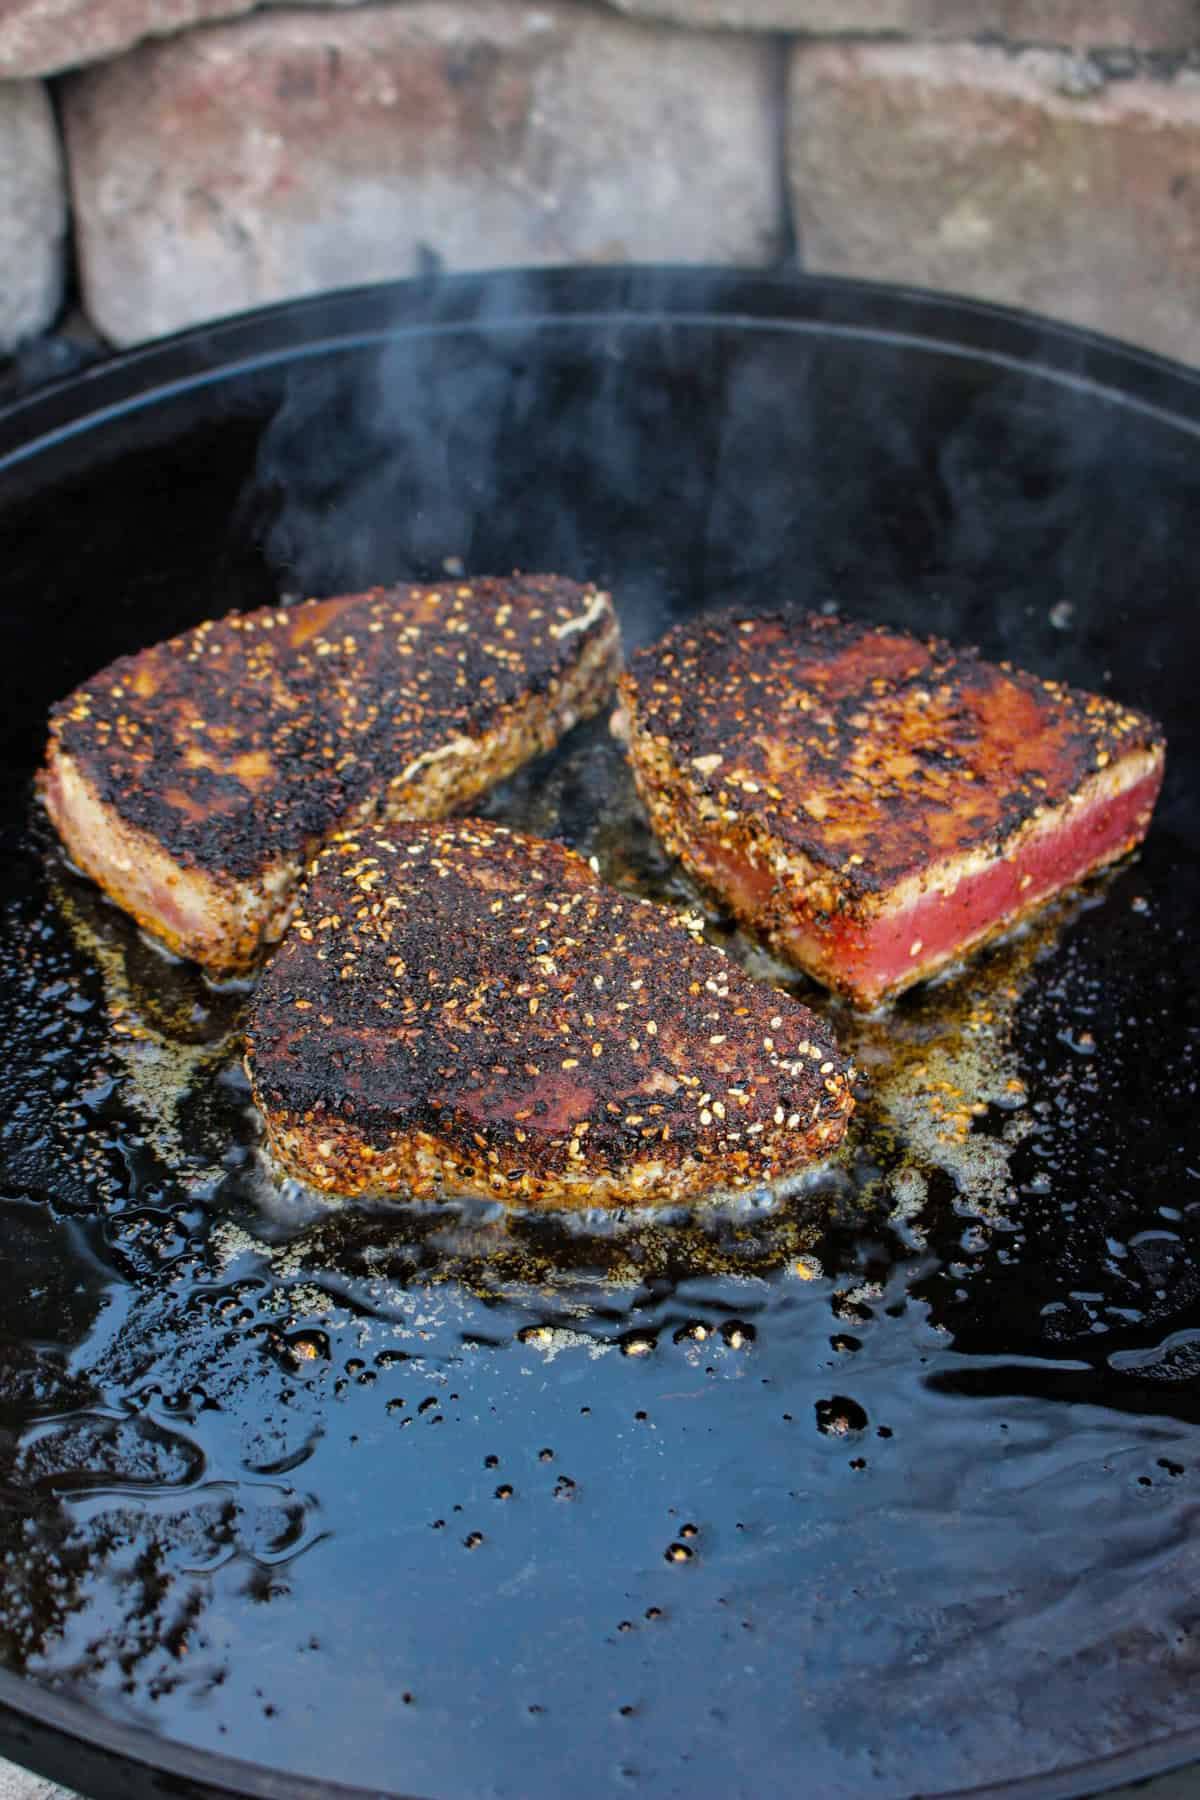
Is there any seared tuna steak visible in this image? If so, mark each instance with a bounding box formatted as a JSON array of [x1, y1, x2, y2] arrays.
[[42, 577, 620, 975], [245, 820, 855, 1207], [621, 610, 1164, 1007]]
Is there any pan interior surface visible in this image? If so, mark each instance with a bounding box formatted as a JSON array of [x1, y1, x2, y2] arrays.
[[1, 276, 1199, 1800]]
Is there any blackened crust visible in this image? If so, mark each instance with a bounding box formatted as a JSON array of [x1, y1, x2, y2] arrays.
[[622, 610, 1165, 900], [48, 577, 617, 883], [245, 821, 855, 1207]]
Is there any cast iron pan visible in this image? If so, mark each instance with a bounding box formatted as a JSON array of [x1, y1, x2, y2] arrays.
[[1, 268, 1199, 1800]]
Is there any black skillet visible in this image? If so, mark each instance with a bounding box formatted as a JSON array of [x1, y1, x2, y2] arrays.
[[1, 267, 1199, 1800]]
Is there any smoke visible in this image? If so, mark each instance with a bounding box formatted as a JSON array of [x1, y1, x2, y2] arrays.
[[241, 267, 688, 640], [238, 264, 1198, 814]]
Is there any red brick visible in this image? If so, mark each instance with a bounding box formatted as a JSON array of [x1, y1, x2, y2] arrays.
[[787, 43, 1200, 365], [0, 80, 64, 348], [3, 0, 1197, 80], [63, 1, 783, 346], [0, 0, 255, 78], [606, 0, 1200, 49]]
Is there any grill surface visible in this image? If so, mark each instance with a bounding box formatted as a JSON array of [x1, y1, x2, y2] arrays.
[[0, 269, 1198, 1800]]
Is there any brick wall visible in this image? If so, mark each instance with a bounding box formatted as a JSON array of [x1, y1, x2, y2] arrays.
[[2, 0, 1199, 361]]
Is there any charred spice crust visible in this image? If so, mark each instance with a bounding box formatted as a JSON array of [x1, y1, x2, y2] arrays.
[[48, 575, 617, 882], [245, 821, 855, 1208], [622, 609, 1165, 906]]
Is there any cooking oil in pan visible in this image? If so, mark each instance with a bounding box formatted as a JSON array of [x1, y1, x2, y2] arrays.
[[2, 716, 1199, 1800]]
